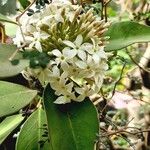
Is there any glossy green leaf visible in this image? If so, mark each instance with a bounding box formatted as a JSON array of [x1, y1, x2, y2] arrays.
[[0, 114, 24, 144], [18, 0, 30, 9], [43, 84, 99, 150], [0, 81, 37, 117], [105, 21, 150, 51], [0, 44, 29, 78], [16, 108, 52, 150], [0, 13, 17, 24]]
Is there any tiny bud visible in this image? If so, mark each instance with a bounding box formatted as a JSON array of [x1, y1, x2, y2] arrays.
[[58, 38, 63, 44]]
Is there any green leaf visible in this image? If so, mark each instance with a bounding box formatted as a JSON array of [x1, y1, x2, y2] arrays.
[[0, 0, 16, 15], [43, 84, 99, 150], [16, 108, 52, 150], [18, 0, 30, 9], [0, 81, 37, 117], [0, 13, 17, 24], [105, 21, 150, 51], [0, 114, 24, 144], [0, 44, 29, 78]]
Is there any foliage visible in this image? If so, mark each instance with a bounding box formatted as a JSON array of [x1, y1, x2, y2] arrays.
[[16, 108, 51, 150], [105, 21, 150, 51], [0, 44, 29, 78], [43, 84, 99, 150]]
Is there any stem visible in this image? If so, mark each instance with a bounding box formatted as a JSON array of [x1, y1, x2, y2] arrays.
[[0, 23, 5, 43]]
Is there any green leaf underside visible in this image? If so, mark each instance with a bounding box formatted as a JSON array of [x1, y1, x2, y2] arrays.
[[105, 21, 150, 51], [0, 114, 24, 144], [16, 108, 51, 150], [0, 44, 29, 78], [0, 13, 17, 24], [43, 84, 99, 150], [0, 81, 37, 117]]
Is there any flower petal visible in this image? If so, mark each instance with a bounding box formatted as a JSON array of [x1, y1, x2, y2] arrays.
[[63, 40, 76, 48], [75, 87, 83, 94], [52, 49, 62, 57], [76, 94, 85, 102], [75, 60, 87, 69], [78, 50, 86, 61], [74, 34, 83, 47], [63, 48, 77, 58], [52, 65, 60, 76], [54, 96, 71, 104], [93, 53, 100, 64], [35, 41, 42, 52]]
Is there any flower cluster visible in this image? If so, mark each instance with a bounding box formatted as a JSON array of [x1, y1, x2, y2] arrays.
[[14, 1, 109, 104]]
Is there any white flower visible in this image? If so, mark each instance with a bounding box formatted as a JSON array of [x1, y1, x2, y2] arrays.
[[53, 81, 76, 104], [61, 61, 80, 77], [51, 47, 76, 65], [75, 84, 95, 102], [76, 55, 96, 78], [63, 35, 87, 61], [14, 1, 109, 104]]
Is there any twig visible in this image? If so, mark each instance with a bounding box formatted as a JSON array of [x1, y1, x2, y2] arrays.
[[126, 49, 150, 73], [100, 62, 126, 114], [16, 0, 36, 22], [70, 0, 75, 5], [16, 0, 37, 44], [103, 0, 112, 22], [0, 23, 5, 43], [111, 62, 126, 98], [100, 0, 104, 20], [9, 43, 26, 61], [102, 127, 150, 137], [117, 134, 135, 150], [9, 0, 37, 60]]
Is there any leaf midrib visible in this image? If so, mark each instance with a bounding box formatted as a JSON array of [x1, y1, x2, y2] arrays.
[[67, 112, 78, 150]]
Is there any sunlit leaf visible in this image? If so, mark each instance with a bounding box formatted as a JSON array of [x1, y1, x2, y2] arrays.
[[0, 81, 37, 117], [0, 13, 17, 25], [0, 44, 29, 78], [105, 21, 150, 51], [16, 108, 52, 150], [0, 114, 24, 144]]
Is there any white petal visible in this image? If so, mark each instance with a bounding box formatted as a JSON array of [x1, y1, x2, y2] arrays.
[[74, 34, 83, 47], [54, 96, 70, 104], [61, 61, 69, 70], [81, 43, 93, 52], [41, 16, 53, 25], [76, 94, 85, 102], [93, 53, 100, 64], [75, 60, 87, 69], [66, 82, 73, 92], [78, 50, 86, 61], [98, 50, 107, 59], [103, 64, 108, 70], [87, 55, 93, 64], [91, 38, 96, 48], [59, 75, 67, 85], [63, 48, 77, 58], [63, 40, 76, 48], [75, 87, 84, 94], [52, 66, 60, 76], [35, 41, 42, 52], [54, 14, 64, 23], [52, 49, 62, 57]]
